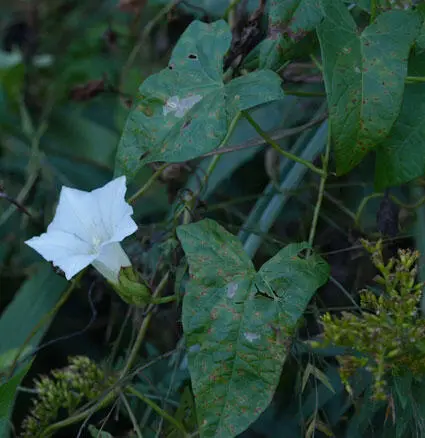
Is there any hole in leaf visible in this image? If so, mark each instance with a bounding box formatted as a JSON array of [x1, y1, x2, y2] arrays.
[[139, 151, 151, 161], [188, 53, 197, 60]]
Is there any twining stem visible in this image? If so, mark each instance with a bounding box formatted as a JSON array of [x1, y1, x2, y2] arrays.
[[127, 386, 188, 435], [354, 191, 425, 229], [197, 111, 242, 191], [8, 271, 84, 377], [178, 112, 242, 225], [242, 111, 326, 177], [129, 163, 170, 204], [308, 125, 331, 248], [120, 392, 144, 438], [120, 272, 170, 378], [355, 193, 384, 227], [200, 113, 327, 158]]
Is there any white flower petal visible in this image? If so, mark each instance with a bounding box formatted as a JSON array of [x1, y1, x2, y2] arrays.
[[48, 186, 106, 244], [91, 176, 138, 243], [26, 177, 137, 283], [91, 242, 131, 284], [25, 231, 96, 280], [49, 176, 137, 247]]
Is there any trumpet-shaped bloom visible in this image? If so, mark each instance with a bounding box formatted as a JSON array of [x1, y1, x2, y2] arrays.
[[25, 176, 137, 283]]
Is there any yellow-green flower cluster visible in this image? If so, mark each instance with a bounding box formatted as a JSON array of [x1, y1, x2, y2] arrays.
[[320, 240, 425, 400], [20, 356, 114, 437]]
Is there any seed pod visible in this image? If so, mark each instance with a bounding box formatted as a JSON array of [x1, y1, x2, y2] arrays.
[[377, 191, 399, 237]]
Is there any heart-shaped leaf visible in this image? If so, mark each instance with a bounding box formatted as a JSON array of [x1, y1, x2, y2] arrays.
[[177, 219, 329, 438], [318, 3, 421, 174], [115, 20, 284, 179]]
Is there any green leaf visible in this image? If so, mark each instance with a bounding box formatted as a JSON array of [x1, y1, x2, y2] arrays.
[[0, 365, 31, 434], [184, 98, 292, 199], [318, 4, 421, 174], [0, 263, 68, 356], [374, 82, 425, 189], [115, 20, 284, 179], [270, 0, 323, 33], [177, 219, 329, 438], [0, 262, 67, 437], [393, 373, 412, 411], [166, 386, 198, 437]]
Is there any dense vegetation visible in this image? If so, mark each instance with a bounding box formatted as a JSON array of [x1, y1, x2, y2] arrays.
[[2, 1, 425, 437]]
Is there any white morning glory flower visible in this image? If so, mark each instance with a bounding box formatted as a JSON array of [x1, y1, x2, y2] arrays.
[[25, 176, 137, 283]]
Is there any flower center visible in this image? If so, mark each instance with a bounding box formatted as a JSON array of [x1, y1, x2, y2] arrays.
[[91, 236, 102, 253]]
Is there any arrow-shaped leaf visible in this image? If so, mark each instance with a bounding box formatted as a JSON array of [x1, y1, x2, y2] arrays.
[[177, 219, 329, 438]]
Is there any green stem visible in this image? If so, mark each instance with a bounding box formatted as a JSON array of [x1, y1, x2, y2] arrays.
[[0, 120, 47, 227], [200, 113, 327, 158], [178, 112, 242, 225], [8, 271, 83, 377], [126, 386, 188, 436], [200, 111, 242, 189], [309, 53, 323, 73], [241, 117, 328, 258], [323, 191, 357, 221], [120, 392, 144, 438], [370, 0, 377, 23], [41, 350, 177, 437], [308, 124, 331, 248], [398, 194, 425, 210], [41, 391, 117, 437], [120, 273, 170, 378], [355, 190, 425, 229], [129, 163, 170, 204], [405, 76, 425, 84], [150, 294, 177, 305], [223, 0, 242, 21], [242, 111, 325, 177], [355, 192, 384, 228]]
